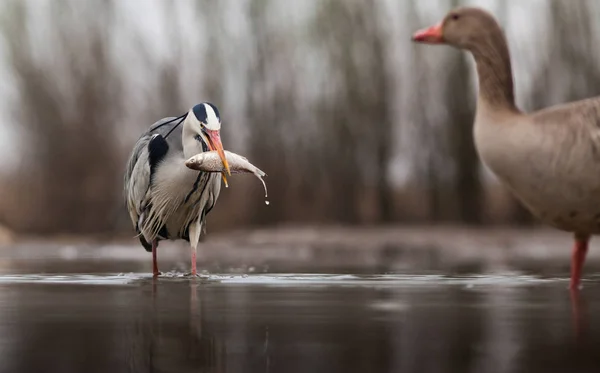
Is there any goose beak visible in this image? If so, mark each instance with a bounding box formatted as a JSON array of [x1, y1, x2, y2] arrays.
[[203, 129, 231, 183], [412, 22, 444, 44]]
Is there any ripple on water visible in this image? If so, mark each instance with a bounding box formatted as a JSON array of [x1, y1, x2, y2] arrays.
[[0, 272, 568, 288], [0, 272, 565, 287], [210, 273, 563, 287], [0, 273, 144, 285]]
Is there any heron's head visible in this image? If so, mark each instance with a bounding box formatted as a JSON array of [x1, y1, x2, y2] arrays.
[[189, 102, 231, 178]]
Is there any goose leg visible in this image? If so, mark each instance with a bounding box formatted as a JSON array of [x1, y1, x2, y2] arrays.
[[570, 234, 589, 290], [152, 239, 160, 277]]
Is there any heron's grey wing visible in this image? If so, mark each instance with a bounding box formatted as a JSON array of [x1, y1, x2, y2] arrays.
[[125, 115, 182, 220], [124, 136, 151, 230], [124, 133, 170, 232]]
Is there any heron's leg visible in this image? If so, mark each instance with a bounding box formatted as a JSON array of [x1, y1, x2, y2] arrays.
[[188, 221, 201, 277], [152, 239, 160, 277], [190, 245, 197, 276]]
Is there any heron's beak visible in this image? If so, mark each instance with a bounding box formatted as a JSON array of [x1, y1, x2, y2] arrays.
[[203, 128, 231, 181]]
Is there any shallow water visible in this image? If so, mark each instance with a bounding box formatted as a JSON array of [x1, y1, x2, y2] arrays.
[[0, 272, 599, 373], [0, 242, 600, 373]]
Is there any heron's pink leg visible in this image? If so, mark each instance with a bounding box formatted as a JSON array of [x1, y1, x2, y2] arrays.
[[190, 246, 197, 276], [152, 240, 160, 277]]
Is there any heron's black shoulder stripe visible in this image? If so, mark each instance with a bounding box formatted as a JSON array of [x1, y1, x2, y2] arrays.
[[184, 173, 208, 203], [191, 174, 216, 209], [148, 134, 169, 183]]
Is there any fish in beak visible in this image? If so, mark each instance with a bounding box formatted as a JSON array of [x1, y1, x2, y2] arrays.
[[203, 128, 231, 185]]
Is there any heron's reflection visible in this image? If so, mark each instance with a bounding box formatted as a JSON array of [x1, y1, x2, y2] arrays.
[[134, 277, 226, 371]]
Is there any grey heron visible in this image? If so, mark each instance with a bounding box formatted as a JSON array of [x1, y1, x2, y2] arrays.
[[124, 102, 231, 276]]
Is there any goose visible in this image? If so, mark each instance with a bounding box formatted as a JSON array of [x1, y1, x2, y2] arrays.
[[412, 7, 600, 290]]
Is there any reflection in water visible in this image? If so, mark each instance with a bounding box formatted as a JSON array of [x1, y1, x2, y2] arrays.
[[570, 289, 586, 342], [0, 274, 599, 372], [132, 278, 226, 372]]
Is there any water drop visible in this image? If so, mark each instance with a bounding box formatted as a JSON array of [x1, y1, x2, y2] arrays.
[[265, 200, 270, 205]]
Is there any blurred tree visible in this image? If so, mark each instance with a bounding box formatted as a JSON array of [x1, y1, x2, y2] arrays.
[[1, 0, 123, 234], [246, 0, 296, 224], [313, 0, 394, 223], [368, 3, 394, 223], [406, 0, 446, 222], [0, 0, 585, 235]]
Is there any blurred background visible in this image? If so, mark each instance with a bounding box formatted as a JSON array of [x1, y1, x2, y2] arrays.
[[0, 0, 599, 239]]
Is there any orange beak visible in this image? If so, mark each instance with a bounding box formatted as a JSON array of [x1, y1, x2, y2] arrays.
[[412, 22, 444, 44], [203, 129, 231, 185]]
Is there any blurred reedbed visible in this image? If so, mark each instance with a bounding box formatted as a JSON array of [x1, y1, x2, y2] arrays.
[[0, 0, 599, 238]]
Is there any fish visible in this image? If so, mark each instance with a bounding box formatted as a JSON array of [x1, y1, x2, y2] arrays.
[[185, 150, 268, 202]]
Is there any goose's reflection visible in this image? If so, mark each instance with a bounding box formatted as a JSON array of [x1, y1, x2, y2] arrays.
[[570, 288, 588, 342]]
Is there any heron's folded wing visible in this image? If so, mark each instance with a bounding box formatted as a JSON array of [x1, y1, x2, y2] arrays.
[[124, 134, 169, 230]]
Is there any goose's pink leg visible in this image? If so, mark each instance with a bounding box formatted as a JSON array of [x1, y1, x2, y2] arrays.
[[570, 235, 589, 290]]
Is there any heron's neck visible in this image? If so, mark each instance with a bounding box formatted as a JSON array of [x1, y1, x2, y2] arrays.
[[182, 118, 202, 159]]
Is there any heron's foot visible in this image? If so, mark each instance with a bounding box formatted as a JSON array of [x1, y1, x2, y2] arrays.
[[183, 272, 211, 280], [152, 271, 163, 277]]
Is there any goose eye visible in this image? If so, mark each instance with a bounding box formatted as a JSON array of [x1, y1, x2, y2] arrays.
[[451, 14, 460, 20]]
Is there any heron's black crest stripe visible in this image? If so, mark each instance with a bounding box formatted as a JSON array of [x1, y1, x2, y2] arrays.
[[164, 114, 188, 139], [151, 113, 186, 133], [148, 134, 169, 183], [192, 104, 206, 123], [193, 102, 221, 123]]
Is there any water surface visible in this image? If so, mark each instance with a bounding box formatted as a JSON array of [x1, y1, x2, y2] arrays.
[[0, 271, 598, 373], [0, 240, 599, 373]]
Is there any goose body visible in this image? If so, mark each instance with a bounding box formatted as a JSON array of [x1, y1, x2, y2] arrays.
[[475, 98, 600, 234], [412, 7, 600, 289]]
